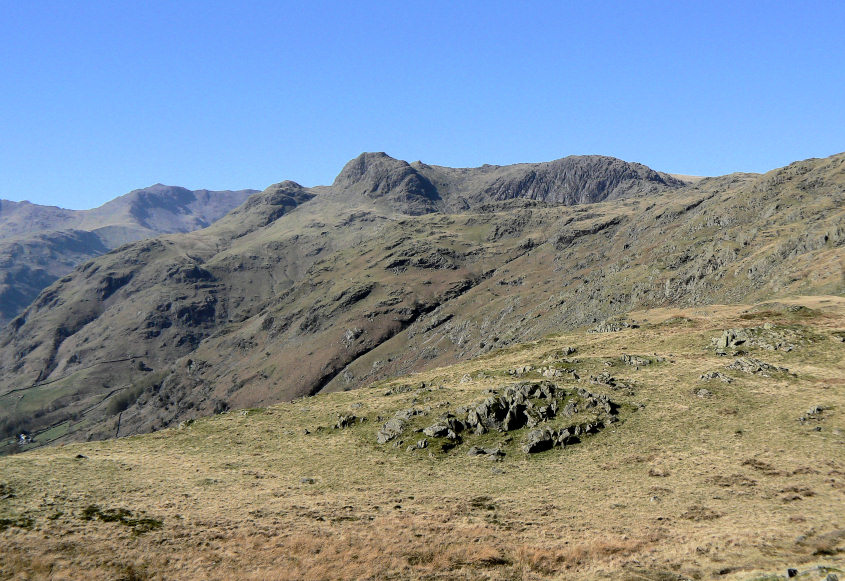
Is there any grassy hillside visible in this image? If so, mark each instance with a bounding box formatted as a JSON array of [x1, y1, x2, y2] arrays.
[[1, 296, 842, 580], [2, 152, 842, 452]]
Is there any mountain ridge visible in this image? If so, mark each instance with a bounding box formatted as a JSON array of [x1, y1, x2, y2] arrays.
[[0, 151, 841, 452], [330, 152, 687, 214], [0, 185, 256, 326]]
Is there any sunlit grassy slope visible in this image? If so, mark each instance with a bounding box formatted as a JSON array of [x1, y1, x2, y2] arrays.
[[2, 152, 843, 452], [1, 296, 843, 580]]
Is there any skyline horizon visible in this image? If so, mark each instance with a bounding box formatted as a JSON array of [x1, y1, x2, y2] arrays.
[[3, 1, 844, 210], [5, 146, 843, 211]]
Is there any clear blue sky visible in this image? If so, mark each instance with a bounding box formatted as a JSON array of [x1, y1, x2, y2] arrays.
[[2, 1, 844, 209]]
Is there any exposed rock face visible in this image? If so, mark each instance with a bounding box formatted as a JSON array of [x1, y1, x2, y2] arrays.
[[333, 153, 441, 215], [521, 423, 602, 454], [332, 152, 684, 215], [463, 155, 684, 205], [0, 150, 842, 451], [376, 418, 407, 444], [407, 154, 685, 212]]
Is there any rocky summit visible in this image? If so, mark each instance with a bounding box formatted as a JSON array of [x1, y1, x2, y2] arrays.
[[0, 150, 842, 580], [0, 151, 842, 452]]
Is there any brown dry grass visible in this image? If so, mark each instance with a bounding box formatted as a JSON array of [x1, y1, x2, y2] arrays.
[[1, 296, 844, 580]]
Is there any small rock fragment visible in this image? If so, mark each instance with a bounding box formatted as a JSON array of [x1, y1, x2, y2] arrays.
[[699, 371, 733, 383], [376, 418, 406, 444], [335, 414, 357, 429]]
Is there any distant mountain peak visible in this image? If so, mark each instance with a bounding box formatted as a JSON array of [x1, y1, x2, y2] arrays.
[[329, 152, 686, 214], [333, 152, 441, 215], [0, 184, 256, 326], [332, 152, 411, 188], [465, 154, 685, 205]]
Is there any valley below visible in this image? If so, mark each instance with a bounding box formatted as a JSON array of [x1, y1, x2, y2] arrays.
[[0, 151, 842, 580], [1, 297, 843, 579]]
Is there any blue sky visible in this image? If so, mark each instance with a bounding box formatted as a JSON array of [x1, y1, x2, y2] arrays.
[[2, 1, 844, 209]]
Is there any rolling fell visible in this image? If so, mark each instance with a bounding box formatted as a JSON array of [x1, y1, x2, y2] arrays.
[[0, 152, 842, 454]]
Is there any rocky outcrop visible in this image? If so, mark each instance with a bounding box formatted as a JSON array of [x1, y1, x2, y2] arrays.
[[590, 319, 639, 333], [376, 407, 424, 444], [375, 381, 620, 455], [620, 354, 659, 366], [217, 181, 314, 235], [726, 357, 791, 376], [465, 156, 684, 206], [333, 153, 441, 215], [521, 422, 603, 453], [712, 325, 812, 354], [699, 371, 733, 383], [2, 151, 843, 451], [334, 414, 360, 429]]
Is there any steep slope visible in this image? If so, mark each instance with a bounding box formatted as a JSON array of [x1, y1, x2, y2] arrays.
[[0, 185, 255, 326], [332, 152, 442, 215], [0, 152, 842, 451], [1, 297, 843, 579], [0, 230, 109, 324], [0, 200, 78, 237], [413, 153, 685, 210], [333, 152, 685, 214]]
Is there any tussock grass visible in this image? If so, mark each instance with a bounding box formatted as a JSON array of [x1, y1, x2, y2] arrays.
[[1, 296, 843, 579]]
